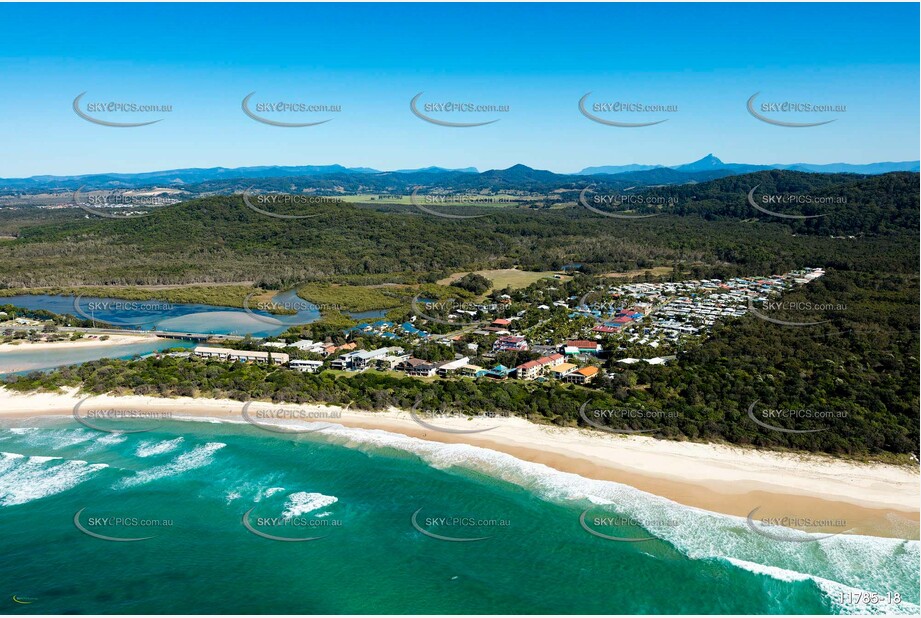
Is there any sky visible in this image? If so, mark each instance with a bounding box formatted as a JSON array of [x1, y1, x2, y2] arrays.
[[0, 3, 918, 177]]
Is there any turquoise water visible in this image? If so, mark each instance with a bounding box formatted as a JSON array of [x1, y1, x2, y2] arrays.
[[4, 292, 389, 340], [1, 293, 319, 338], [0, 340, 195, 376], [0, 417, 917, 615]]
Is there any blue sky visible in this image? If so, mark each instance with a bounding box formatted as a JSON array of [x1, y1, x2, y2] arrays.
[[0, 3, 918, 177]]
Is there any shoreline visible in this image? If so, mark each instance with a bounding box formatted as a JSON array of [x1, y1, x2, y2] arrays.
[[1, 387, 917, 540], [0, 333, 161, 353]]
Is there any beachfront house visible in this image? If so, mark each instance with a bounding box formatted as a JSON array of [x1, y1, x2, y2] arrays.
[[193, 346, 289, 366], [549, 362, 577, 380], [565, 366, 599, 385], [514, 353, 566, 380], [289, 359, 324, 373], [435, 356, 470, 377]]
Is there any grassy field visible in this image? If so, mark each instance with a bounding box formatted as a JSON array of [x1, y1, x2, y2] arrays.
[[438, 268, 570, 290], [601, 266, 676, 279], [296, 283, 407, 313]]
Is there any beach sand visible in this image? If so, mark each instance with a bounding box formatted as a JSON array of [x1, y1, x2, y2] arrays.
[[1, 387, 917, 539], [0, 333, 159, 352]]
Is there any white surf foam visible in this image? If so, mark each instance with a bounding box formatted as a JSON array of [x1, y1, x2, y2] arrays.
[[309, 422, 921, 605], [282, 491, 338, 519], [135, 437, 185, 458], [725, 557, 921, 615], [167, 415, 920, 606], [4, 427, 96, 450], [114, 442, 225, 489], [0, 451, 107, 506]]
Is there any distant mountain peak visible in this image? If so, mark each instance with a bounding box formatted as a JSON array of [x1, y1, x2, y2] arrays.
[[693, 153, 723, 166]]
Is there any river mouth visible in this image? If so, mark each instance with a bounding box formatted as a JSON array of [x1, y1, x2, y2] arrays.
[[1, 291, 323, 337]]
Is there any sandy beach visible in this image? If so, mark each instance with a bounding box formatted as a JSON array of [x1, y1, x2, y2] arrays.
[[0, 333, 159, 352], [1, 387, 917, 539]]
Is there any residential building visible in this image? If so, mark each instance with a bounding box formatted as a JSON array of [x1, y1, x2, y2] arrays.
[[566, 366, 599, 385], [515, 353, 566, 380], [550, 363, 577, 379], [459, 364, 486, 378], [494, 335, 529, 352], [562, 340, 602, 354], [289, 360, 323, 373], [194, 346, 289, 366], [436, 356, 470, 376], [484, 364, 512, 379]]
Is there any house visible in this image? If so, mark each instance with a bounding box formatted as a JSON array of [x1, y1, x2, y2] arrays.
[[515, 359, 544, 381], [515, 353, 566, 380], [493, 335, 528, 352], [329, 351, 359, 370], [396, 357, 438, 377], [459, 364, 486, 378], [550, 363, 577, 379], [400, 322, 429, 338], [562, 340, 602, 354], [565, 366, 599, 385], [291, 339, 329, 355], [375, 353, 411, 370], [194, 346, 289, 366], [484, 364, 512, 379], [289, 360, 323, 373], [436, 356, 470, 376], [262, 341, 289, 349], [490, 318, 512, 329], [333, 347, 404, 371], [324, 342, 356, 356]]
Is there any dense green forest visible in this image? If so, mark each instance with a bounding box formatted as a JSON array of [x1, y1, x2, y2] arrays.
[[1, 170, 917, 460], [0, 171, 917, 289]]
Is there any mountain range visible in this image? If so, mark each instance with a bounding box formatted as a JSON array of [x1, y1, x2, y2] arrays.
[[0, 155, 917, 193], [579, 154, 919, 176]]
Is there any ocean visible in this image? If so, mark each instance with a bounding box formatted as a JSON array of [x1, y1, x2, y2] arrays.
[[0, 417, 917, 615]]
